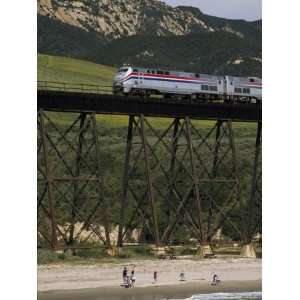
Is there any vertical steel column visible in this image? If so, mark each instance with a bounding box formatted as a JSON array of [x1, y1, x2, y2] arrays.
[[166, 118, 180, 225], [207, 120, 222, 241], [247, 121, 262, 242], [140, 115, 160, 247], [227, 121, 242, 240], [117, 115, 134, 247], [91, 113, 112, 249], [38, 110, 58, 250], [69, 113, 86, 246], [185, 117, 204, 241]]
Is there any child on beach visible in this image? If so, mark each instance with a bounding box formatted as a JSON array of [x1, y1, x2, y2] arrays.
[[130, 270, 136, 287]]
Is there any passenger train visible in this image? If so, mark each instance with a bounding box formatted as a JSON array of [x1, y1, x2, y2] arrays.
[[113, 66, 262, 103]]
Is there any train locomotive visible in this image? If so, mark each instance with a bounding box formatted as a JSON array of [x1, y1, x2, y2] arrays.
[[113, 66, 262, 103]]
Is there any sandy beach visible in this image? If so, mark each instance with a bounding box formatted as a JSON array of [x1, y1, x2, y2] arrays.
[[38, 280, 261, 300], [38, 257, 261, 299]]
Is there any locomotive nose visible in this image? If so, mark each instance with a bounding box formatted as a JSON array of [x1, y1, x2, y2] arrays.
[[114, 74, 123, 82]]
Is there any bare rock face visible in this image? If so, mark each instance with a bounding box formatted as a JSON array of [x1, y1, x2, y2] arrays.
[[37, 0, 217, 40], [196, 245, 214, 258], [241, 243, 257, 258]]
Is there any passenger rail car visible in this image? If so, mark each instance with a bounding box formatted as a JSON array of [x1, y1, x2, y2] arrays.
[[113, 66, 262, 102], [225, 76, 262, 102]]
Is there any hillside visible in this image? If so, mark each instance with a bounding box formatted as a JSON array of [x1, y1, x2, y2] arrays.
[[37, 0, 262, 77], [93, 33, 261, 76], [38, 0, 259, 39], [38, 53, 115, 85]]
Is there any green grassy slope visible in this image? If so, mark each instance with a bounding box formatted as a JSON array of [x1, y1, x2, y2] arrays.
[[38, 54, 130, 126], [38, 54, 116, 85]]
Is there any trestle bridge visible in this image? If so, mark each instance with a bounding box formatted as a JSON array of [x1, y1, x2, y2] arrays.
[[37, 82, 262, 257]]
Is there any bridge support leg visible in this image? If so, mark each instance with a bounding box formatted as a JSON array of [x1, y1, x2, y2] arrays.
[[240, 121, 261, 258], [38, 110, 58, 250], [91, 113, 112, 251], [117, 115, 161, 247], [207, 120, 222, 243], [117, 116, 134, 247], [69, 113, 86, 248], [159, 118, 205, 245], [117, 117, 242, 250], [247, 121, 262, 242], [202, 121, 241, 244], [140, 115, 160, 247], [163, 118, 180, 243], [185, 117, 204, 241], [190, 120, 240, 257], [37, 111, 111, 250]]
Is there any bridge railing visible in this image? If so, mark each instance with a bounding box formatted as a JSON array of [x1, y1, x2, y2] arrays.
[[37, 81, 113, 95]]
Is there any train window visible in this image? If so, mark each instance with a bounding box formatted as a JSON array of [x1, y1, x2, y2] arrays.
[[133, 69, 138, 72], [119, 68, 128, 73], [165, 71, 170, 75], [243, 88, 250, 94], [157, 70, 164, 75], [147, 70, 150, 73], [152, 70, 155, 74], [234, 88, 242, 93], [249, 78, 255, 82], [201, 85, 209, 91], [195, 73, 200, 78], [209, 86, 218, 91]]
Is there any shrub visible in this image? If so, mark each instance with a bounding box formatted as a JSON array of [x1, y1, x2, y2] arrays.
[[76, 248, 107, 258], [179, 247, 197, 256], [116, 249, 132, 259], [37, 249, 60, 264], [131, 245, 152, 256]]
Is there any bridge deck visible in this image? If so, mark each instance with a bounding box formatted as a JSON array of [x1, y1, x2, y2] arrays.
[[37, 90, 261, 122]]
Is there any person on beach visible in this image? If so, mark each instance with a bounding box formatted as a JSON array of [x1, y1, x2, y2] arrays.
[[122, 267, 128, 285], [179, 271, 186, 281], [123, 275, 130, 288], [126, 275, 131, 288], [153, 271, 158, 284], [212, 274, 221, 285], [130, 270, 136, 287]]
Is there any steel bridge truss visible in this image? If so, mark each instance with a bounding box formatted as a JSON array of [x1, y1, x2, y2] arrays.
[[117, 115, 245, 247], [37, 111, 262, 250], [38, 110, 112, 250]]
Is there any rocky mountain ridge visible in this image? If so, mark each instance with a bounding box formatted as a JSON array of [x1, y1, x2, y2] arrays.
[[38, 0, 259, 41], [37, 0, 262, 76]]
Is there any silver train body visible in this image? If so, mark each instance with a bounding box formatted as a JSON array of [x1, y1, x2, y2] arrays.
[[113, 66, 262, 102]]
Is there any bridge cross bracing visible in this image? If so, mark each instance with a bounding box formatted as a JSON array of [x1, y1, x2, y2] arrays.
[[37, 86, 261, 252]]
